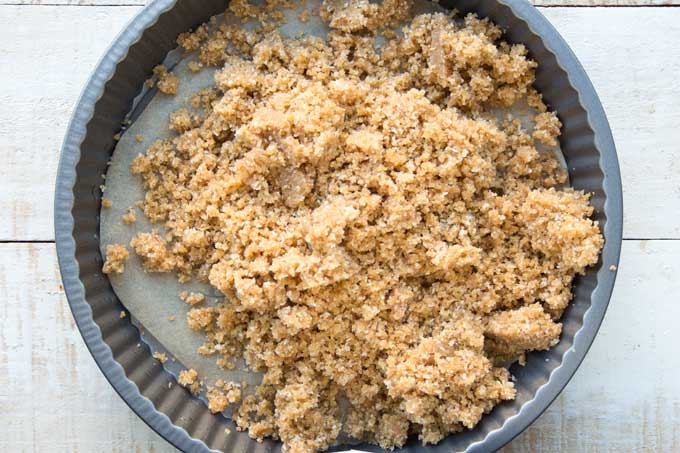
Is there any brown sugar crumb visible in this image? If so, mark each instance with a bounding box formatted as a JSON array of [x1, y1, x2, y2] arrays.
[[229, 0, 259, 19], [206, 382, 242, 413], [321, 0, 377, 32], [129, 232, 177, 274], [533, 111, 562, 146], [119, 310, 126, 319], [179, 291, 205, 305], [298, 8, 310, 22], [187, 307, 216, 331], [609, 264, 617, 271], [152, 65, 179, 95], [178, 368, 198, 386], [188, 60, 204, 73], [101, 198, 113, 208], [177, 24, 210, 52], [167, 315, 176, 321], [153, 351, 169, 364], [178, 368, 201, 394], [527, 88, 548, 113], [320, 0, 412, 32], [102, 244, 129, 274], [128, 3, 604, 451], [169, 108, 195, 134], [135, 134, 144, 143], [189, 88, 218, 110], [122, 207, 137, 225]]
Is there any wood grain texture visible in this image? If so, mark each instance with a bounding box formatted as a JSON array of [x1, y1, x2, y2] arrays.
[[0, 243, 171, 452], [1, 241, 678, 452], [0, 5, 139, 242], [2, 6, 680, 240]]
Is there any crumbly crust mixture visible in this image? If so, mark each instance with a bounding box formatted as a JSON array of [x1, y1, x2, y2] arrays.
[[117, 1, 603, 451]]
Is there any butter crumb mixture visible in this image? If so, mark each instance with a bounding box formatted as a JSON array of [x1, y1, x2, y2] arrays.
[[122, 1, 603, 451]]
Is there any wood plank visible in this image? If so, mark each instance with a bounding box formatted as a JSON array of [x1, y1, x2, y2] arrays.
[[1, 6, 679, 240], [1, 240, 677, 452], [0, 243, 172, 452], [0, 5, 139, 242]]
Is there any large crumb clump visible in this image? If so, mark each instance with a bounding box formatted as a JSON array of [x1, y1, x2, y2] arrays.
[[129, 2, 603, 451]]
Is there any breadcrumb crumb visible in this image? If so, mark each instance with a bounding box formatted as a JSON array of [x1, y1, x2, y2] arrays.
[[207, 382, 242, 413], [153, 65, 179, 95], [129, 232, 177, 273], [178, 368, 201, 394], [179, 291, 206, 305], [188, 61, 204, 73], [153, 351, 169, 364], [533, 111, 562, 146], [102, 244, 129, 274], [169, 108, 195, 134], [122, 207, 137, 225]]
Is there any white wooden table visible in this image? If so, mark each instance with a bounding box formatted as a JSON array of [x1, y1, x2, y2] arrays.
[[1, 1, 679, 451]]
